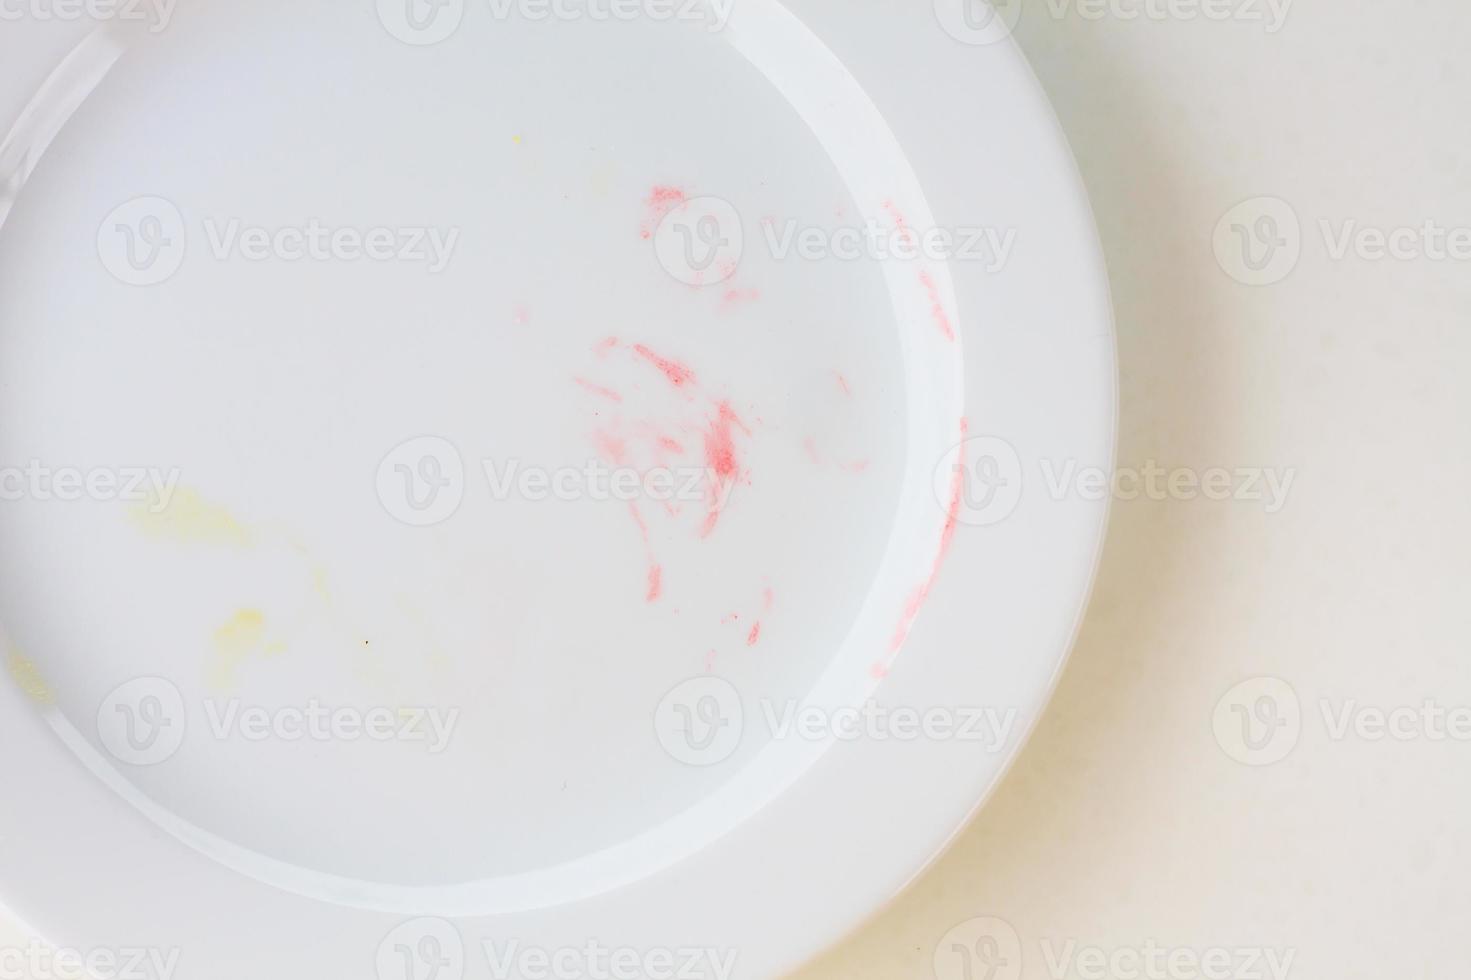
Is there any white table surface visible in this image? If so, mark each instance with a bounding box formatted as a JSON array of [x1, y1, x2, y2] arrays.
[[4, 2, 1468, 978]]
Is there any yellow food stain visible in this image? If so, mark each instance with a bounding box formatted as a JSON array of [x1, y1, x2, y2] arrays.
[[210, 609, 283, 689], [311, 565, 332, 604], [512, 134, 522, 144], [6, 650, 55, 706], [130, 487, 252, 548]]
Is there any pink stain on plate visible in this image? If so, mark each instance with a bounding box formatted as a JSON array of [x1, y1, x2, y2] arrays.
[[882, 199, 917, 247], [886, 419, 969, 655], [575, 339, 756, 603], [882, 200, 958, 342], [625, 502, 663, 604], [574, 377, 623, 403], [917, 270, 957, 342], [593, 429, 629, 467], [699, 401, 750, 538], [631, 344, 698, 389], [640, 185, 689, 240], [721, 288, 761, 309]]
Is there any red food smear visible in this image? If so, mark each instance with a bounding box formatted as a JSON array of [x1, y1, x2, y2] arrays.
[[835, 372, 853, 397], [705, 403, 745, 480], [647, 186, 687, 211], [887, 419, 969, 654], [576, 340, 757, 605], [721, 287, 760, 309], [803, 437, 821, 464], [918, 270, 957, 342], [882, 200, 916, 247], [883, 201, 957, 341], [575, 377, 623, 403], [594, 430, 629, 466], [631, 344, 698, 389], [640, 185, 688, 240], [627, 503, 663, 604], [628, 502, 649, 537], [762, 587, 775, 612], [699, 401, 750, 537], [747, 622, 762, 646], [625, 421, 688, 465]]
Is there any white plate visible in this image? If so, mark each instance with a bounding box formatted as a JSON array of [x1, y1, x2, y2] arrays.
[[0, 3, 1113, 978]]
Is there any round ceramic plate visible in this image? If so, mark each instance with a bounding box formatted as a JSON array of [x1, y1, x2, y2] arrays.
[[0, 2, 1113, 978]]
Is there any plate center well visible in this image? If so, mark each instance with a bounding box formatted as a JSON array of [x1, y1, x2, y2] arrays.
[[0, 4, 935, 889]]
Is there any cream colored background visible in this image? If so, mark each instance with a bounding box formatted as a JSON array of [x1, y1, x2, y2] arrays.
[[4, 1, 1469, 978]]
